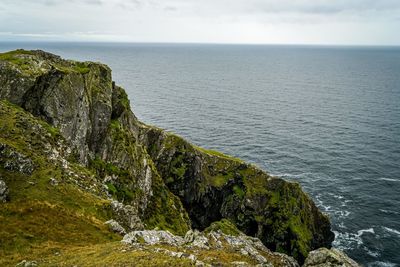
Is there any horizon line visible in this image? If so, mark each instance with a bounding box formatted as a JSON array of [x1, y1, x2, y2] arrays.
[[0, 40, 399, 48]]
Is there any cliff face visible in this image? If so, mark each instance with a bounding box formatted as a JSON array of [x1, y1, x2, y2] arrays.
[[0, 49, 337, 265]]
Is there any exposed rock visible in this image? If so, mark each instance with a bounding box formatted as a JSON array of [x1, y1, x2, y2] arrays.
[[0, 143, 34, 175], [110, 200, 144, 231], [15, 260, 38, 267], [105, 219, 126, 235], [303, 248, 360, 267], [49, 177, 59, 186], [0, 178, 9, 202], [154, 247, 210, 267], [122, 230, 185, 246], [122, 228, 300, 266], [185, 229, 210, 249]]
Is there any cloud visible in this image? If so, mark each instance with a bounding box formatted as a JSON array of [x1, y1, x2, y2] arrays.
[[0, 0, 399, 44]]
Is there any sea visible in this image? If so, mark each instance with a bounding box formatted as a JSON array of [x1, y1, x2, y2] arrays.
[[1, 42, 399, 266]]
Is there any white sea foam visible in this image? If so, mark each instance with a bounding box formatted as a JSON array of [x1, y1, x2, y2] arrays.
[[378, 177, 400, 182], [335, 210, 351, 217], [333, 228, 375, 249], [358, 228, 375, 236], [383, 227, 400, 236], [368, 261, 398, 267]]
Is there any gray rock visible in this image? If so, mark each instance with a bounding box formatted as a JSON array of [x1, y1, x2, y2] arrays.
[[15, 260, 38, 267], [122, 230, 185, 246], [0, 178, 9, 202], [185, 229, 210, 249], [105, 219, 126, 235], [303, 248, 360, 267], [0, 143, 34, 175], [110, 200, 144, 231], [49, 177, 59, 186]]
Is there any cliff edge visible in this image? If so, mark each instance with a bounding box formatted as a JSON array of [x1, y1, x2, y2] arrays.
[[0, 50, 350, 266]]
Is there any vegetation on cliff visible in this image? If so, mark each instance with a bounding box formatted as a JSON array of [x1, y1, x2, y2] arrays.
[[0, 49, 338, 265]]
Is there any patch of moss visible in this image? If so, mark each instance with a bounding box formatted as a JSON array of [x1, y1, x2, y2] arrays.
[[194, 145, 243, 162], [143, 182, 191, 236], [73, 62, 90, 74], [209, 172, 234, 187], [0, 50, 35, 66], [106, 182, 117, 195], [233, 185, 245, 199], [204, 219, 241, 236]]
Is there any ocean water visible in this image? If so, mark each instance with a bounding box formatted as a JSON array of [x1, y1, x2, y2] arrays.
[[1, 42, 399, 266]]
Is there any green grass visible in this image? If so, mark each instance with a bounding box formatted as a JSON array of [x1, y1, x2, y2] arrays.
[[194, 145, 243, 162], [73, 62, 90, 74], [0, 101, 120, 265], [0, 49, 91, 75], [205, 219, 241, 236]]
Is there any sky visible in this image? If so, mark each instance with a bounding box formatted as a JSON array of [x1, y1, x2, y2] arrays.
[[0, 0, 399, 45]]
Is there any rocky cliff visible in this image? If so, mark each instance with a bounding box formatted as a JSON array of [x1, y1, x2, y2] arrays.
[[0, 49, 355, 266]]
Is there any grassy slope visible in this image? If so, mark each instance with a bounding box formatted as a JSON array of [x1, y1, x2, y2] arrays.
[[0, 101, 119, 265], [0, 102, 259, 267]]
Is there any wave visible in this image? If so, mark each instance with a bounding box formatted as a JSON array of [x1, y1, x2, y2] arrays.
[[378, 177, 400, 182], [379, 209, 400, 215], [333, 228, 375, 250], [358, 228, 375, 236], [383, 227, 400, 236], [368, 261, 398, 267]]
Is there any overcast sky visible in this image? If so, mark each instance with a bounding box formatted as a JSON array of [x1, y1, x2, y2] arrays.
[[1, 0, 399, 45]]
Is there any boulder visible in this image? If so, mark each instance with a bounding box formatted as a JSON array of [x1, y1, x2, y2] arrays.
[[122, 230, 185, 246], [105, 219, 126, 235], [303, 248, 360, 267]]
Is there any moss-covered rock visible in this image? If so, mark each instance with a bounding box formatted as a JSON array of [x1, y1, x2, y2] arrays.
[[204, 219, 241, 236], [139, 126, 334, 263]]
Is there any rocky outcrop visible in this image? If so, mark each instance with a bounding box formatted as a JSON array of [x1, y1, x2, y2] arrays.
[[0, 49, 336, 263], [122, 225, 300, 267], [140, 127, 334, 262], [303, 248, 360, 267], [123, 230, 185, 246], [105, 219, 127, 235], [110, 200, 144, 231], [0, 143, 34, 175]]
